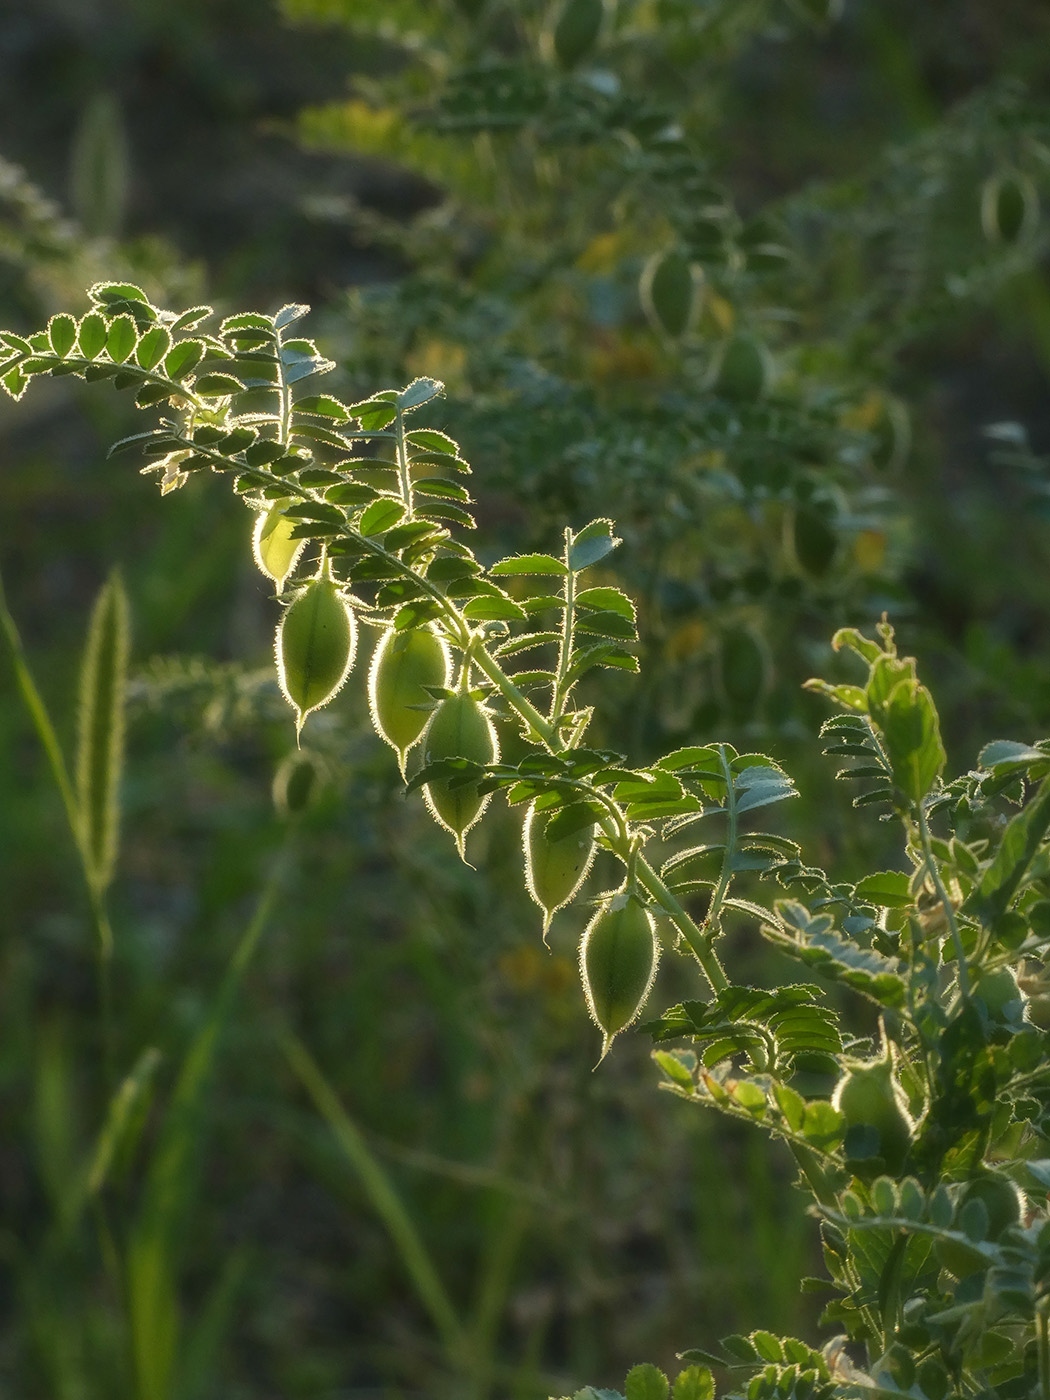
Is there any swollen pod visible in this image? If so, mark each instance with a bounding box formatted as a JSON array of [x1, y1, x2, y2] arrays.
[[580, 890, 659, 1059], [276, 575, 357, 737], [640, 248, 697, 339], [710, 332, 772, 403], [981, 171, 1038, 245], [369, 624, 451, 775], [550, 0, 605, 68], [422, 690, 499, 859], [831, 1039, 913, 1177], [524, 802, 596, 941]]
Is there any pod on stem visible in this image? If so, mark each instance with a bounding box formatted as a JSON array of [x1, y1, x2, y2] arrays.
[[524, 802, 596, 942], [275, 569, 357, 739], [368, 624, 451, 777], [421, 687, 499, 861], [981, 170, 1039, 246], [831, 1024, 914, 1178], [580, 888, 659, 1060]]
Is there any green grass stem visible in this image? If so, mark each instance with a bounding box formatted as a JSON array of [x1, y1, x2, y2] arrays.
[[127, 846, 287, 1400], [278, 1025, 468, 1370]]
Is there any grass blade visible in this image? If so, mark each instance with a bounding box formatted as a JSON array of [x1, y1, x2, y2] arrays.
[[0, 560, 80, 851], [467, 1195, 532, 1400], [126, 852, 285, 1400], [31, 1020, 78, 1220], [177, 1247, 251, 1400], [127, 1232, 178, 1400], [31, 1044, 162, 1248], [279, 1026, 466, 1366], [87, 1046, 163, 1197]]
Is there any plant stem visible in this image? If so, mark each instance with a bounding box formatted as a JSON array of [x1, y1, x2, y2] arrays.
[[89, 885, 117, 1085], [1038, 1303, 1050, 1400], [14, 349, 207, 415], [787, 1142, 838, 1209], [279, 1026, 469, 1372], [704, 745, 739, 939], [917, 803, 969, 998], [394, 403, 414, 518], [550, 527, 576, 727], [466, 1196, 531, 1400], [634, 853, 728, 993], [276, 331, 294, 447], [471, 640, 559, 747]]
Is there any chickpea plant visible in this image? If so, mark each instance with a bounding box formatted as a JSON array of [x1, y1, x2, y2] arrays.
[[4, 283, 1050, 1400]]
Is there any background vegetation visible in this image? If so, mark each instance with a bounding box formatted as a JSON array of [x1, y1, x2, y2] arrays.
[[2, 1, 1050, 1396]]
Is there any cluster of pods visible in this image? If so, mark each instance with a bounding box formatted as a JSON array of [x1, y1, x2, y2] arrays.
[[254, 499, 660, 1058]]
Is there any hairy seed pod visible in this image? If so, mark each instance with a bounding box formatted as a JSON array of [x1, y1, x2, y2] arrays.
[[253, 498, 305, 594], [831, 1039, 913, 1178], [369, 625, 451, 776], [276, 576, 357, 737], [935, 1173, 1025, 1277], [272, 748, 326, 818], [524, 803, 596, 942], [709, 332, 772, 403], [790, 505, 838, 579], [422, 690, 499, 859], [640, 249, 697, 339], [970, 965, 1027, 1023], [960, 1174, 1024, 1239], [550, 0, 605, 68], [580, 890, 659, 1060], [870, 395, 911, 473], [981, 171, 1038, 246]]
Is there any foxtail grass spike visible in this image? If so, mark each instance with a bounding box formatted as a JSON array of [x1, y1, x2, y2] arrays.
[[75, 570, 130, 894]]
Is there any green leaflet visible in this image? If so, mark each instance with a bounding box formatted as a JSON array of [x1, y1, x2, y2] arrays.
[[965, 774, 1050, 926], [253, 497, 305, 593], [880, 678, 945, 805], [75, 571, 130, 896], [646, 985, 841, 1077], [625, 1363, 669, 1400]]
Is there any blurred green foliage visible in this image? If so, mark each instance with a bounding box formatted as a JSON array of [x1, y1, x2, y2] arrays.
[[1, 1, 1050, 1397]]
